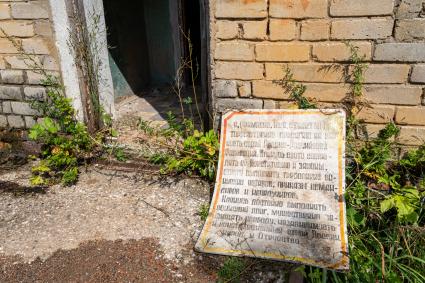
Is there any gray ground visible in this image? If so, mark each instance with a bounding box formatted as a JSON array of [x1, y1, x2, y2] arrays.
[[0, 94, 293, 282], [0, 163, 210, 264]]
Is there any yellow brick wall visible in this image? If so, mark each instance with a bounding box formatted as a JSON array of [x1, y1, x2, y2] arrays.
[[211, 0, 425, 146], [0, 0, 59, 129]]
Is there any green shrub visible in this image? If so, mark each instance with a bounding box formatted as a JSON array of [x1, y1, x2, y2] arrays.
[[217, 257, 246, 283], [299, 124, 425, 283], [29, 76, 93, 186], [139, 112, 219, 181], [279, 61, 424, 282], [198, 203, 210, 221]]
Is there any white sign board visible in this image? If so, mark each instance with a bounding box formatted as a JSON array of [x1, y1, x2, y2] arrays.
[[195, 109, 349, 271]]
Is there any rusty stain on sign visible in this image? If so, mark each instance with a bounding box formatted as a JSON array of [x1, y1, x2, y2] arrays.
[[195, 109, 349, 271]]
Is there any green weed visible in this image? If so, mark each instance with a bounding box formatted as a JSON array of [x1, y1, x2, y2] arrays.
[[138, 113, 219, 181], [301, 44, 425, 283], [345, 42, 368, 98], [273, 66, 317, 110], [217, 257, 246, 283], [198, 203, 210, 221], [28, 76, 93, 186]]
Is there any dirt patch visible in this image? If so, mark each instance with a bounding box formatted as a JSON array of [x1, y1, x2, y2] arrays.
[[0, 238, 217, 283], [0, 181, 45, 196]]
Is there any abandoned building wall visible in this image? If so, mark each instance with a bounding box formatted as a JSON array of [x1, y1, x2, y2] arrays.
[[211, 0, 425, 146], [0, 0, 60, 129]]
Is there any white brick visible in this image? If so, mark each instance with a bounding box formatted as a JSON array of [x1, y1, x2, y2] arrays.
[[215, 62, 264, 80], [331, 19, 394, 40], [411, 65, 425, 83], [216, 21, 239, 39], [214, 80, 238, 98], [24, 86, 46, 100], [1, 70, 24, 84], [24, 116, 37, 128], [22, 38, 50, 54], [330, 0, 395, 16], [0, 115, 7, 128], [364, 85, 422, 105], [10, 101, 39, 115], [2, 101, 12, 113], [11, 1, 49, 19], [215, 42, 254, 61], [216, 98, 263, 112], [374, 43, 425, 62], [7, 115, 25, 128], [0, 3, 10, 20], [395, 19, 425, 41], [0, 85, 22, 100]]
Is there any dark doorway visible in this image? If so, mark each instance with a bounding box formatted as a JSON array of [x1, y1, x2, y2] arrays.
[[103, 0, 209, 130], [103, 0, 205, 100], [104, 0, 179, 97], [180, 0, 202, 86]]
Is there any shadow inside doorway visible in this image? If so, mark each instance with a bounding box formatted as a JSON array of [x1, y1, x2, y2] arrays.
[[103, 0, 204, 125]]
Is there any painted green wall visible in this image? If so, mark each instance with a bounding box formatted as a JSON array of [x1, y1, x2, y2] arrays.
[[144, 0, 176, 86]]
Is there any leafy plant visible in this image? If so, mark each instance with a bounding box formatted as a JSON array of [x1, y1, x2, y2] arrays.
[[198, 203, 210, 221], [270, 40, 425, 283], [273, 66, 317, 110], [301, 46, 425, 283], [136, 31, 218, 181], [345, 42, 368, 97], [217, 257, 246, 283], [29, 76, 94, 186], [139, 113, 219, 181]]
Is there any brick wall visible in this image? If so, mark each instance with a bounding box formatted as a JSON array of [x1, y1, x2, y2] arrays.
[[0, 0, 59, 129], [211, 0, 425, 146]]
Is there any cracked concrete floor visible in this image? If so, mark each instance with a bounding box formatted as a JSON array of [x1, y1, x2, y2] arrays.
[[0, 93, 219, 282], [0, 162, 219, 282], [0, 93, 292, 283]]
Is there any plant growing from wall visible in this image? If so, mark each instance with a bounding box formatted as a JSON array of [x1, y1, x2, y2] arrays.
[[346, 42, 368, 98], [68, 4, 107, 133], [281, 45, 425, 283], [273, 66, 317, 110], [29, 75, 94, 186], [1, 27, 122, 186]]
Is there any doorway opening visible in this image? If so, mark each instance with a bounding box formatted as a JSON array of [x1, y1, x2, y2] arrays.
[[103, 0, 207, 128]]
